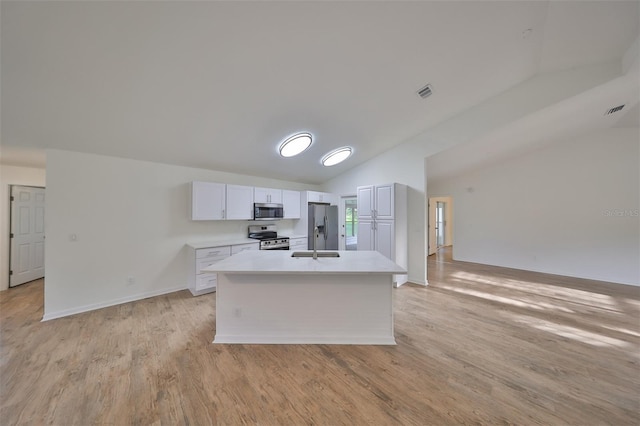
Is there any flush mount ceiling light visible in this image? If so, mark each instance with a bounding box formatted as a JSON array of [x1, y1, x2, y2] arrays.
[[321, 147, 352, 167], [279, 132, 312, 158]]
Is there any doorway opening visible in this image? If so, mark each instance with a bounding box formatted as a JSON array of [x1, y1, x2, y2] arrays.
[[340, 196, 358, 250], [428, 196, 453, 257], [436, 201, 445, 249], [9, 185, 46, 287]]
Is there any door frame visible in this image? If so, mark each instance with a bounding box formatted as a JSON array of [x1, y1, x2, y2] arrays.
[[428, 196, 453, 256], [338, 195, 357, 251], [8, 184, 46, 287]]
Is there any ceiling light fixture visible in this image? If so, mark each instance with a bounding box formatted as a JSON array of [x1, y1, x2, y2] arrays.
[[321, 147, 352, 167], [279, 132, 312, 158]]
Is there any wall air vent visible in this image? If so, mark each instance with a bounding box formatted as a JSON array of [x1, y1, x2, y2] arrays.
[[605, 104, 625, 115], [417, 84, 433, 99]]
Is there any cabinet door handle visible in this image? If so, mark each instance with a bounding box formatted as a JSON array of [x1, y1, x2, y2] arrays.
[[222, 209, 225, 219]]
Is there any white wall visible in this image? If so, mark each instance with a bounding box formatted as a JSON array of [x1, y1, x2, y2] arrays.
[[323, 62, 623, 286], [0, 164, 47, 291], [44, 150, 319, 320], [428, 127, 639, 286]]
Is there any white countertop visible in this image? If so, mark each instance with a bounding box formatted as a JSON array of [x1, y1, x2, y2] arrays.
[[186, 238, 258, 250], [202, 250, 407, 275]]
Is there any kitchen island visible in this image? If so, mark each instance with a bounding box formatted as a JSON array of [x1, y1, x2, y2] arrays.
[[202, 250, 406, 345]]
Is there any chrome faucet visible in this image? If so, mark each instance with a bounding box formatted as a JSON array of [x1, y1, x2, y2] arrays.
[[313, 226, 319, 259]]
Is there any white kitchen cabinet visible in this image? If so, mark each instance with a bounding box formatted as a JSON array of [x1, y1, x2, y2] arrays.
[[373, 220, 394, 260], [356, 183, 407, 286], [226, 185, 254, 220], [187, 245, 231, 295], [191, 181, 225, 220], [282, 190, 301, 219], [307, 191, 337, 205], [357, 186, 374, 220], [375, 185, 394, 220], [356, 221, 374, 251], [231, 242, 259, 255], [358, 220, 393, 259], [254, 187, 282, 204], [357, 184, 394, 220], [289, 237, 307, 250]]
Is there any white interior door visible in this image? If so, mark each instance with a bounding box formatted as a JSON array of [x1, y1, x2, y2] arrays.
[[10, 185, 46, 287]]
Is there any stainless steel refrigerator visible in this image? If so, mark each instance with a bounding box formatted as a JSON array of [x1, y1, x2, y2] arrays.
[[308, 204, 339, 250]]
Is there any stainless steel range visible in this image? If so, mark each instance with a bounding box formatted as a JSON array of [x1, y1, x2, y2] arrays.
[[248, 225, 290, 250]]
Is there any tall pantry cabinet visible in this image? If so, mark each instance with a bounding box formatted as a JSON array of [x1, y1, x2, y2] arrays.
[[357, 183, 408, 286]]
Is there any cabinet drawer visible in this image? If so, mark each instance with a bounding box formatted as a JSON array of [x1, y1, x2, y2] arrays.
[[196, 246, 231, 259], [196, 274, 217, 291], [196, 257, 227, 274], [231, 243, 259, 255]]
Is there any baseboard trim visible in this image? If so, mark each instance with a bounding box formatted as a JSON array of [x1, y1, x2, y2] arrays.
[[41, 285, 187, 321], [213, 334, 397, 345], [408, 276, 427, 286]]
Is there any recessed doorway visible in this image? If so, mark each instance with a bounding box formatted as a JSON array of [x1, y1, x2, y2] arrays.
[[340, 196, 358, 251], [9, 185, 46, 287], [428, 196, 453, 257]]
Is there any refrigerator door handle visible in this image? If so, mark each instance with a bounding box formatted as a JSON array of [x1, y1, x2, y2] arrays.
[[324, 215, 328, 240]]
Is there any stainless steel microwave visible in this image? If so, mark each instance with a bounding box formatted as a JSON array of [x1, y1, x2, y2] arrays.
[[253, 203, 284, 220]]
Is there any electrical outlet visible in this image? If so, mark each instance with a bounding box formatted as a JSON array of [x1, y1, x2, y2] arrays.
[[234, 308, 241, 318], [126, 276, 135, 286], [69, 233, 78, 242]]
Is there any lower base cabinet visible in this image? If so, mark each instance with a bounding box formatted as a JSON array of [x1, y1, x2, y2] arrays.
[[188, 246, 231, 296], [187, 242, 260, 296]]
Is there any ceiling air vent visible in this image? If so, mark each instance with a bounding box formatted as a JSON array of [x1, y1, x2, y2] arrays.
[[605, 104, 625, 115], [417, 84, 433, 99]]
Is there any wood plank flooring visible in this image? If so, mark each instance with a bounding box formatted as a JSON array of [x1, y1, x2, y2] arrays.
[[1, 252, 638, 425]]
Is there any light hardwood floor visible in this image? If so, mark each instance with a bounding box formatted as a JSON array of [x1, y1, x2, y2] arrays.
[[1, 251, 639, 425]]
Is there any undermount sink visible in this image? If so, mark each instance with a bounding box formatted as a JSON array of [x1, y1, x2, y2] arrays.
[[291, 251, 340, 258]]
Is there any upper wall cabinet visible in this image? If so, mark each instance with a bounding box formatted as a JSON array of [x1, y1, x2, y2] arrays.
[[254, 187, 283, 204], [357, 186, 374, 221], [357, 184, 394, 220], [191, 181, 301, 221], [226, 185, 254, 220], [191, 182, 226, 220], [282, 190, 301, 219], [307, 191, 337, 205], [374, 184, 395, 220]]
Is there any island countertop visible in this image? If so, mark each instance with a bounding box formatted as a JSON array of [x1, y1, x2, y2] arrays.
[[201, 250, 407, 275]]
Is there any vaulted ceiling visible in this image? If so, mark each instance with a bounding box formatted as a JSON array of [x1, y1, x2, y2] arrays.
[[1, 1, 638, 184]]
